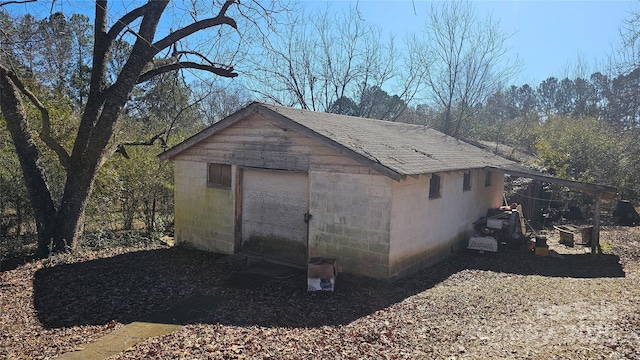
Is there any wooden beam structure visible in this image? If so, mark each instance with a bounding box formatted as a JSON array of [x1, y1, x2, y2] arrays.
[[485, 165, 617, 200], [592, 192, 602, 258], [485, 165, 617, 257]]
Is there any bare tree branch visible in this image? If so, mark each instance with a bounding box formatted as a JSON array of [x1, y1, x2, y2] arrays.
[[105, 4, 149, 42], [106, 91, 208, 162], [413, 0, 520, 136], [248, 5, 418, 118], [0, 0, 287, 253], [111, 132, 165, 160], [138, 62, 237, 84], [120, 133, 166, 147], [173, 50, 217, 66], [162, 90, 208, 142], [0, 0, 35, 6], [151, 0, 237, 56]]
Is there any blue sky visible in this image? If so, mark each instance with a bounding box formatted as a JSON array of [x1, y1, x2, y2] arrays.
[[9, 0, 638, 87], [307, 0, 638, 85]]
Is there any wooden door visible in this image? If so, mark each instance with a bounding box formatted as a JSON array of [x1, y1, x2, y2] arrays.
[[240, 169, 308, 266]]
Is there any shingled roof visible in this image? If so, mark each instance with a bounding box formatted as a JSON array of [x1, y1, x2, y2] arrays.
[[160, 102, 517, 178]]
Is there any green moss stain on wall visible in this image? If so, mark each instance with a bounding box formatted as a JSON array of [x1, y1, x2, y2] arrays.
[[174, 179, 234, 253], [204, 186, 234, 242]]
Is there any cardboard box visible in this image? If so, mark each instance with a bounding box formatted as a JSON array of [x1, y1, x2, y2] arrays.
[[555, 225, 593, 246], [307, 277, 335, 292], [307, 258, 337, 292], [535, 246, 549, 257]]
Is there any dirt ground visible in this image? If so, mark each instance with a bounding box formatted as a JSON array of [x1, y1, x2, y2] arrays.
[[1, 225, 639, 359]]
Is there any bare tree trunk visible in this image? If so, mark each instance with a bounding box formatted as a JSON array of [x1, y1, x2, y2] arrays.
[[0, 70, 56, 256], [49, 172, 96, 251], [1, 0, 247, 256], [39, 1, 170, 252], [442, 105, 453, 135], [144, 196, 157, 237], [592, 192, 602, 258]]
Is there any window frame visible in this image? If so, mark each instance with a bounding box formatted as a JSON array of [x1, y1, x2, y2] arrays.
[[463, 171, 472, 192], [207, 163, 232, 189], [485, 171, 492, 187], [429, 173, 441, 199]]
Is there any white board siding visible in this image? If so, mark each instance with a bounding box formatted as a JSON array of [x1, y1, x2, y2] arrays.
[[241, 169, 308, 265], [388, 170, 504, 278]]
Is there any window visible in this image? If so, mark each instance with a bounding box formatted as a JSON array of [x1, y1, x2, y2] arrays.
[[485, 171, 492, 187], [429, 173, 441, 199], [463, 171, 471, 191], [207, 163, 232, 189]]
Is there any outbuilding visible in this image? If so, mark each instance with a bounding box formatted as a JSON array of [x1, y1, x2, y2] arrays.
[[160, 102, 532, 279]]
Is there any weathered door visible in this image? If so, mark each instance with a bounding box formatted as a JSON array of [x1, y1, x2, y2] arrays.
[[241, 169, 309, 266]]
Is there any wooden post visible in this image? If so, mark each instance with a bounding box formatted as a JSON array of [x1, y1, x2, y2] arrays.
[[234, 167, 243, 252], [591, 191, 602, 258]]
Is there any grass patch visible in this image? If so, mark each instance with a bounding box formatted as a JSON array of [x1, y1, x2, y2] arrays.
[[82, 229, 162, 250], [1, 229, 165, 270], [599, 241, 613, 253]]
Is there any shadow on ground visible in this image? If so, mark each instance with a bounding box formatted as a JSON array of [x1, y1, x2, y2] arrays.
[[461, 249, 626, 278], [0, 253, 38, 272], [32, 246, 625, 330]]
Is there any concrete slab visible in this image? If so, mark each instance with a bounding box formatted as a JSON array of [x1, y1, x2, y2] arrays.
[[56, 294, 223, 359], [56, 322, 182, 360]]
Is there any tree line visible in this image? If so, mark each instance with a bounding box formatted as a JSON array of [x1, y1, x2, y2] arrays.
[[1, 0, 639, 259], [245, 1, 640, 199], [410, 72, 640, 199]]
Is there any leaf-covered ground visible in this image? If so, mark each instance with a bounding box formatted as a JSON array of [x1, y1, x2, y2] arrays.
[[1, 226, 640, 359]]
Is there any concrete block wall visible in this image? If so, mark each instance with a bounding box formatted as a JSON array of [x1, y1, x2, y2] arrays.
[[420, 169, 502, 250], [308, 171, 392, 279], [173, 160, 235, 253], [471, 170, 505, 218], [388, 170, 504, 278], [388, 175, 432, 277]]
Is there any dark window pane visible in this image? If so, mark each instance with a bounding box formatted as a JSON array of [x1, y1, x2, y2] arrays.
[[485, 171, 492, 187], [463, 171, 471, 191], [429, 174, 441, 199], [221, 164, 232, 187], [208, 163, 232, 189]]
